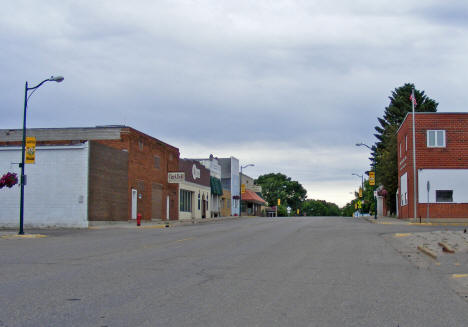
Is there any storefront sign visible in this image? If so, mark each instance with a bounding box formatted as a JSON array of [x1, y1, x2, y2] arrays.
[[192, 164, 200, 180], [250, 185, 262, 193], [168, 172, 185, 183]]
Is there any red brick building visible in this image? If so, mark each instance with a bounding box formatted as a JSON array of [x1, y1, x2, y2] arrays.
[[397, 113, 468, 220], [0, 126, 180, 223]]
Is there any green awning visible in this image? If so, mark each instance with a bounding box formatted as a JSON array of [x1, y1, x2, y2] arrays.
[[210, 177, 223, 196]]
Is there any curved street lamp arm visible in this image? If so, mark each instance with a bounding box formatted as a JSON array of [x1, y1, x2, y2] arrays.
[[27, 76, 64, 91], [27, 78, 52, 91], [355, 142, 372, 150]]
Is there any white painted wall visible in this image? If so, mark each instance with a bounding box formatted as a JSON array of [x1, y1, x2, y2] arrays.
[[418, 169, 468, 203], [400, 172, 408, 206], [230, 157, 240, 216], [0, 144, 89, 228], [178, 181, 210, 220]]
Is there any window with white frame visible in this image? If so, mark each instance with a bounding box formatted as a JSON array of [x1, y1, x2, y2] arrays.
[[427, 130, 446, 148]]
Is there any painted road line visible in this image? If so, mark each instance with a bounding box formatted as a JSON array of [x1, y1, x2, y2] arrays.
[[409, 223, 433, 226], [176, 237, 194, 242], [141, 225, 167, 229], [1, 234, 48, 240], [452, 274, 468, 279], [394, 233, 412, 237]]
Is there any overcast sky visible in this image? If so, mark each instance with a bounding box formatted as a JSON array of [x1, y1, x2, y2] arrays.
[[1, 1, 468, 206]]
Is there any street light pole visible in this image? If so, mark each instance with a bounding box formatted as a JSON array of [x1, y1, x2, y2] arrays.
[[352, 173, 363, 215], [356, 142, 377, 219], [239, 164, 254, 216], [19, 76, 64, 235]]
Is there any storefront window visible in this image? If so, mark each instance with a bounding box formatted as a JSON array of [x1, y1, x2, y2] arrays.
[[180, 189, 193, 212]]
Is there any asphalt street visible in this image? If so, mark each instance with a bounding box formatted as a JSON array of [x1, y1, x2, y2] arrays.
[[1, 217, 468, 327]]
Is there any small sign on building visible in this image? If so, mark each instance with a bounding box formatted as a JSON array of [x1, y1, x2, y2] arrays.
[[168, 172, 185, 183]]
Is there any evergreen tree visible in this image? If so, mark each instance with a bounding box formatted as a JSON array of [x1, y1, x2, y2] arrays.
[[373, 83, 438, 214]]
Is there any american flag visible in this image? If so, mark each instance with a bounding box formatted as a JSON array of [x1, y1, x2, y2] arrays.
[[410, 92, 417, 107]]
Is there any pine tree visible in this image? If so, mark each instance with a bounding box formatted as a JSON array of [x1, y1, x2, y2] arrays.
[[373, 83, 438, 214]]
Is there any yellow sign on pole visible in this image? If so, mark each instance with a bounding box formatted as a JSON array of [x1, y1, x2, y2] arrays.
[[369, 171, 375, 186], [296, 209, 300, 215], [277, 198, 281, 206], [241, 184, 246, 194], [25, 137, 36, 164]]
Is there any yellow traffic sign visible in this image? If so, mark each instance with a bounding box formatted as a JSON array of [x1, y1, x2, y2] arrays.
[[25, 137, 36, 164], [369, 171, 375, 186], [277, 199, 281, 206]]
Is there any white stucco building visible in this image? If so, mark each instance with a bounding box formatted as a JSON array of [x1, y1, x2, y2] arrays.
[[0, 144, 89, 228]]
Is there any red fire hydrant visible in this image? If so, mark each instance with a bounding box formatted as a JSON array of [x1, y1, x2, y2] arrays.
[[137, 213, 141, 226]]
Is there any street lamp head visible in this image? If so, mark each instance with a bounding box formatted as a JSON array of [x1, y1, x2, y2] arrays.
[[356, 142, 372, 150], [49, 76, 64, 83]]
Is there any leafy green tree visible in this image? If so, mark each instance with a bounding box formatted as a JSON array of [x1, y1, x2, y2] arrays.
[[277, 205, 288, 217], [301, 199, 341, 216], [361, 178, 376, 215], [341, 201, 356, 217], [255, 173, 307, 211], [373, 83, 438, 214]]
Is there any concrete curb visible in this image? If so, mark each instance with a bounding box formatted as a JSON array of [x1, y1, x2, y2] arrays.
[[1, 233, 48, 240], [438, 242, 455, 253], [88, 216, 263, 229], [417, 245, 438, 259]]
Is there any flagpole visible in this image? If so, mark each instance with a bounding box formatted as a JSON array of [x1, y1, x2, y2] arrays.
[[411, 88, 418, 222]]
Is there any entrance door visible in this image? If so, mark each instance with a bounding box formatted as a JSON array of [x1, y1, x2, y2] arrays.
[[201, 194, 206, 218], [131, 189, 138, 219], [151, 183, 163, 219]]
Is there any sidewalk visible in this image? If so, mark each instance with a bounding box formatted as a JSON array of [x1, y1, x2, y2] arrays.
[[88, 215, 260, 229], [362, 215, 468, 226], [362, 215, 411, 225]]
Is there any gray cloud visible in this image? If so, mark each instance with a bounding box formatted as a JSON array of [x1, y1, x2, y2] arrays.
[[1, 0, 467, 206]]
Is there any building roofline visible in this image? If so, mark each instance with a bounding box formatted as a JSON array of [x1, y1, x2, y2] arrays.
[[0, 126, 179, 152], [397, 112, 468, 135]]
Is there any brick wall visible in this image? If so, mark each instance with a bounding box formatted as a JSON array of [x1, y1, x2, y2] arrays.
[[88, 141, 128, 221], [398, 113, 468, 219], [96, 128, 180, 220]]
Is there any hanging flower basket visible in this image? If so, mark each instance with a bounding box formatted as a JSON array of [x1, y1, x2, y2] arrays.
[[0, 172, 18, 189]]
